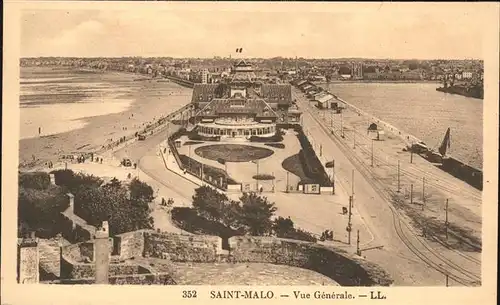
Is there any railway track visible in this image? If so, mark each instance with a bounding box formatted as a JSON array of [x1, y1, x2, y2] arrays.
[[315, 109, 482, 202], [300, 96, 481, 286]]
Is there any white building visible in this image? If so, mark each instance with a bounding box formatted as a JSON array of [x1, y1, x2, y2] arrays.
[[462, 71, 473, 79]]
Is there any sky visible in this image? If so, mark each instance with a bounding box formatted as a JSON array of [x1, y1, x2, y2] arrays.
[[20, 4, 488, 59]]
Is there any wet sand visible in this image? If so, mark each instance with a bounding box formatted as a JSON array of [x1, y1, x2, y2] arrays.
[[19, 67, 192, 168]]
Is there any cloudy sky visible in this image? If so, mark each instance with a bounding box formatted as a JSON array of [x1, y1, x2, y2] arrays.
[[20, 4, 487, 59]]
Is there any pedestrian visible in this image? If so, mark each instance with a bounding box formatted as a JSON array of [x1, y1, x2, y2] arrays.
[[100, 158, 103, 164]]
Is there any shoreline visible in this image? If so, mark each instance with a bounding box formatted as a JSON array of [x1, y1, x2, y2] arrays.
[[19, 67, 192, 169], [314, 80, 441, 85]]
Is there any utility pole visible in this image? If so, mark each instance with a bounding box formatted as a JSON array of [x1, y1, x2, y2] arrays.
[[356, 230, 361, 256], [320, 144, 323, 157], [351, 169, 355, 198], [397, 160, 401, 193], [422, 177, 426, 205], [371, 139, 374, 167], [445, 199, 449, 240], [410, 148, 413, 164], [347, 196, 353, 245], [446, 274, 449, 287], [353, 131, 356, 149], [286, 171, 290, 193], [255, 160, 260, 190], [410, 184, 413, 205], [341, 112, 344, 138]]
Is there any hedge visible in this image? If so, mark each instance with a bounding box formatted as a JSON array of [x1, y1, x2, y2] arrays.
[[19, 172, 51, 190], [294, 126, 332, 187]]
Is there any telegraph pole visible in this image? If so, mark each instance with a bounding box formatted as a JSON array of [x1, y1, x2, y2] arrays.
[[422, 177, 426, 207], [356, 230, 361, 256], [341, 111, 344, 138], [410, 184, 413, 205], [353, 131, 356, 149], [351, 169, 355, 197], [371, 139, 374, 167], [347, 196, 353, 245], [397, 160, 401, 193], [320, 144, 323, 157], [410, 148, 413, 164], [445, 199, 449, 240], [286, 171, 290, 193], [446, 274, 449, 287]]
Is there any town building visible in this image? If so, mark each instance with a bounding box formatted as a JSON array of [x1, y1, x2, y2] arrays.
[[191, 60, 301, 139]]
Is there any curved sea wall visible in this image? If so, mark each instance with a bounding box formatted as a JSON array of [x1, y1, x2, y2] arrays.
[[228, 236, 393, 286]]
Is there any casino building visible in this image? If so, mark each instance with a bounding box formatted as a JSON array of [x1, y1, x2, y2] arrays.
[[191, 60, 301, 139]]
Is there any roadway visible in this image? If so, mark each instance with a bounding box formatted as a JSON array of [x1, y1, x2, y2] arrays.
[[112, 91, 480, 286], [294, 89, 481, 286]]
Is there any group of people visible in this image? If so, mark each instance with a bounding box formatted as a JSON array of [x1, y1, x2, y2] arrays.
[[320, 230, 334, 241], [160, 197, 174, 207], [45, 161, 54, 168]]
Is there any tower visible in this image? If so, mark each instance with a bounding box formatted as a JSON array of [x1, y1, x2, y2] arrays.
[[17, 232, 39, 284], [94, 221, 110, 284]]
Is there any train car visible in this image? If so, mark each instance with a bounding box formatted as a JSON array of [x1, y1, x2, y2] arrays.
[[442, 157, 483, 190]]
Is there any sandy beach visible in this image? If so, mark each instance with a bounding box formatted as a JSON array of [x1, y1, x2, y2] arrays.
[[19, 67, 192, 168]]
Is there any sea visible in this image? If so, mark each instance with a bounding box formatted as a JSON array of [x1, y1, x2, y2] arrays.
[[19, 66, 135, 140], [324, 82, 483, 170]]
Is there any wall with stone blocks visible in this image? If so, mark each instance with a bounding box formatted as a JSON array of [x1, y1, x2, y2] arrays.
[[60, 209, 95, 243], [228, 236, 393, 286], [56, 272, 176, 285], [114, 230, 146, 260], [143, 232, 222, 262]]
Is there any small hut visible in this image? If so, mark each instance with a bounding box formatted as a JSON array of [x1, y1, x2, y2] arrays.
[[376, 130, 385, 141]]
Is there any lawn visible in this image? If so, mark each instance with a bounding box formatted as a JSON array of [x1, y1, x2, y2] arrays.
[[281, 153, 315, 184], [195, 144, 274, 162]]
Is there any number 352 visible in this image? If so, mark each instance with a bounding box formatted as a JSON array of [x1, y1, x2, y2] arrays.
[[183, 291, 197, 298]]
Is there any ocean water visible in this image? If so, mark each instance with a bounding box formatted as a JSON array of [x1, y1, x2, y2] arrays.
[[324, 83, 483, 169], [19, 67, 134, 139]]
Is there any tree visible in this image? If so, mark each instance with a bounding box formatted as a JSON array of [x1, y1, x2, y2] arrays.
[[129, 178, 155, 204], [272, 216, 295, 237], [74, 182, 154, 236], [237, 192, 277, 236], [18, 185, 69, 238], [192, 185, 229, 222]]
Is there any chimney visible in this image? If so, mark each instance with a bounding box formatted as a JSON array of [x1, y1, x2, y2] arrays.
[[67, 193, 74, 213], [49, 173, 56, 185]]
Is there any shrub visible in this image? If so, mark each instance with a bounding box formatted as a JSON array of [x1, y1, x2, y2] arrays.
[[18, 185, 69, 238], [50, 169, 104, 194], [171, 207, 242, 239], [19, 172, 50, 190], [272, 216, 317, 242], [74, 179, 154, 236], [252, 174, 275, 180], [265, 143, 285, 149]]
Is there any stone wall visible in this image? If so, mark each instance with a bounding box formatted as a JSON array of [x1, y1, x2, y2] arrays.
[[60, 256, 149, 280], [114, 230, 146, 260], [55, 272, 176, 285], [60, 208, 95, 243], [228, 236, 393, 286], [143, 232, 222, 262]]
